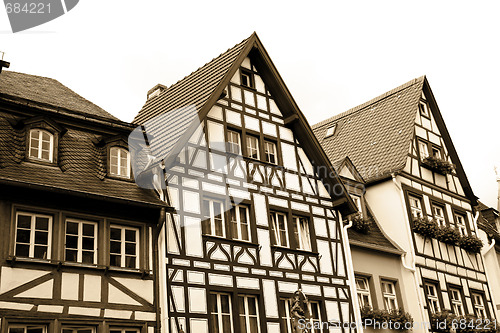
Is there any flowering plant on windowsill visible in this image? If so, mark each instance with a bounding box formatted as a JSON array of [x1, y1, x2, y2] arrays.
[[422, 156, 455, 175], [457, 234, 483, 254], [430, 311, 457, 333], [436, 225, 462, 245], [350, 212, 372, 234], [360, 306, 413, 331], [412, 217, 439, 238]]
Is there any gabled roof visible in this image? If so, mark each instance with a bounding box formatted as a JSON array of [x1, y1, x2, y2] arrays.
[[0, 70, 119, 121], [313, 76, 477, 205], [132, 32, 357, 215], [313, 77, 424, 183]]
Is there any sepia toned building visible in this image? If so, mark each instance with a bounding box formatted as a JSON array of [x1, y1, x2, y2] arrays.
[[132, 33, 359, 333], [314, 77, 497, 331], [0, 68, 167, 333]]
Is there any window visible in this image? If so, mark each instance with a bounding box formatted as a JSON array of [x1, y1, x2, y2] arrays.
[[227, 130, 241, 154], [408, 195, 423, 218], [270, 212, 288, 247], [279, 298, 293, 333], [424, 282, 441, 314], [307, 301, 322, 333], [62, 327, 96, 333], [238, 295, 260, 333], [110, 225, 139, 269], [65, 219, 97, 264], [325, 125, 336, 138], [351, 195, 363, 217], [454, 213, 467, 236], [419, 100, 430, 118], [230, 205, 250, 241], [110, 147, 130, 178], [109, 329, 139, 333], [449, 288, 465, 316], [355, 276, 372, 308], [29, 129, 53, 162], [202, 199, 226, 237], [241, 70, 254, 88], [432, 146, 442, 159], [210, 292, 234, 333], [418, 140, 429, 160], [432, 204, 446, 227], [15, 212, 52, 259], [381, 280, 398, 311], [292, 216, 312, 251], [264, 140, 277, 164], [246, 135, 260, 159], [471, 292, 487, 319], [8, 325, 46, 333]]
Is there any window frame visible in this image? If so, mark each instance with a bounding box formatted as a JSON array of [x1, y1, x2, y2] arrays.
[[423, 281, 442, 314], [355, 275, 372, 308], [109, 146, 131, 179], [109, 224, 140, 269], [408, 194, 424, 219], [470, 290, 488, 319], [109, 328, 140, 333], [350, 194, 363, 217], [28, 128, 54, 163], [264, 140, 277, 165], [279, 297, 293, 333], [8, 324, 47, 333], [419, 100, 431, 118], [61, 326, 97, 333], [14, 211, 52, 260], [230, 204, 251, 242], [291, 215, 312, 251], [245, 134, 260, 160], [202, 198, 227, 238], [64, 219, 98, 264], [240, 69, 255, 89], [238, 294, 261, 333], [431, 202, 447, 227], [448, 286, 466, 316], [269, 211, 289, 248], [227, 129, 242, 155], [381, 280, 399, 311], [210, 292, 234, 333], [453, 211, 468, 236]]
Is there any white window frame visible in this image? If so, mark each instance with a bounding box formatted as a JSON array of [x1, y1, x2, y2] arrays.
[[227, 130, 241, 155], [230, 204, 251, 242], [409, 195, 423, 218], [280, 298, 293, 333], [270, 211, 289, 247], [381, 280, 398, 311], [109, 329, 140, 333], [109, 147, 131, 178], [203, 199, 226, 237], [425, 282, 441, 314], [239, 295, 261, 333], [61, 326, 97, 333], [307, 300, 322, 333], [449, 288, 465, 316], [8, 325, 47, 333], [264, 140, 277, 164], [109, 225, 140, 269], [241, 71, 253, 88], [351, 195, 363, 217], [29, 129, 54, 162], [418, 140, 429, 160], [432, 204, 446, 227], [471, 292, 487, 319], [355, 276, 372, 308], [65, 219, 98, 264], [211, 292, 234, 333], [419, 100, 430, 117], [431, 146, 442, 159], [454, 213, 468, 236], [246, 135, 260, 160], [292, 216, 312, 251], [15, 212, 52, 260]]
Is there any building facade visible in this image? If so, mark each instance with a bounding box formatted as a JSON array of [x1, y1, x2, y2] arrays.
[[314, 77, 497, 331], [0, 70, 166, 333], [132, 33, 359, 333]]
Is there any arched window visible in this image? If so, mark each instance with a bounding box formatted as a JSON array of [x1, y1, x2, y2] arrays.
[[29, 129, 54, 162], [110, 147, 130, 178]]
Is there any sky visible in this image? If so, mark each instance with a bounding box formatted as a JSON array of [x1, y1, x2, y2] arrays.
[[2, 1, 500, 208]]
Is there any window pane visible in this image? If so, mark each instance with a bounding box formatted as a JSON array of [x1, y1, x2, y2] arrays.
[[82, 237, 94, 250], [16, 229, 31, 243], [35, 217, 49, 230], [110, 240, 121, 253], [110, 254, 121, 266], [34, 244, 48, 258], [17, 215, 32, 229], [110, 228, 121, 240], [16, 244, 30, 257], [247, 296, 257, 315], [125, 256, 136, 268], [66, 249, 77, 262], [82, 224, 95, 236], [125, 229, 136, 242], [35, 231, 48, 245], [82, 251, 94, 264], [125, 242, 136, 255], [221, 294, 230, 313], [67, 222, 79, 235], [222, 315, 232, 332]]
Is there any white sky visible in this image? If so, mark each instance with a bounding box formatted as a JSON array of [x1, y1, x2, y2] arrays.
[[2, 1, 500, 208]]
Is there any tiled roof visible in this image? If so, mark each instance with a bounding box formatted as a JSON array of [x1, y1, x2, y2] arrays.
[[313, 77, 425, 183], [0, 70, 119, 121], [477, 200, 499, 239], [0, 112, 163, 207]]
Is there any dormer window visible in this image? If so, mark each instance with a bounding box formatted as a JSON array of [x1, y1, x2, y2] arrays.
[[109, 147, 130, 178], [325, 125, 336, 138], [29, 129, 54, 162], [240, 69, 254, 88]]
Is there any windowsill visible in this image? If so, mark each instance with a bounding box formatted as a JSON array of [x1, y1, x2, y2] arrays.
[[6, 256, 151, 277], [270, 245, 319, 256], [23, 159, 59, 168], [106, 174, 135, 183], [202, 234, 260, 248]]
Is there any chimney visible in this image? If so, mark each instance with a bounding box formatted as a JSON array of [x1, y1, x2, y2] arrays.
[[0, 51, 10, 73], [495, 166, 500, 211], [147, 84, 167, 100]]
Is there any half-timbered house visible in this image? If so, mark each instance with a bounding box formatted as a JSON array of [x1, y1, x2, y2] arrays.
[[0, 69, 167, 333], [132, 33, 358, 333], [313, 77, 497, 330]]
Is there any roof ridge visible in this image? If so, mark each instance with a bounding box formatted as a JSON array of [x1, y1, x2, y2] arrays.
[[313, 75, 425, 129]]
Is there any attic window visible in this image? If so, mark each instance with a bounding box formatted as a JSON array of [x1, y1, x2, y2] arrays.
[[109, 147, 131, 179], [325, 125, 336, 138], [240, 69, 254, 88], [29, 129, 54, 162], [419, 100, 430, 118]]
